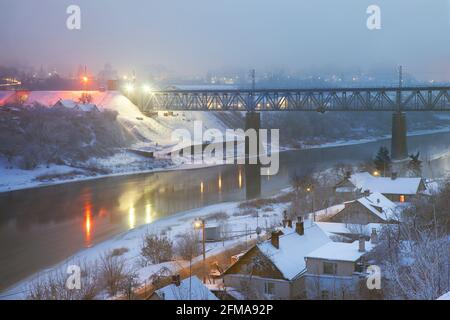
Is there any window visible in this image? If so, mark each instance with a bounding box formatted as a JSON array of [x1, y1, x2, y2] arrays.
[[399, 195, 405, 203], [323, 262, 337, 275], [264, 282, 275, 295]]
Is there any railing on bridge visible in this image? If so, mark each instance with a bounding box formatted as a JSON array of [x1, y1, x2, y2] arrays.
[[138, 86, 450, 112]]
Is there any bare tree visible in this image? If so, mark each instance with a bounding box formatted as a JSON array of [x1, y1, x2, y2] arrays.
[[99, 251, 136, 297], [141, 233, 173, 265]]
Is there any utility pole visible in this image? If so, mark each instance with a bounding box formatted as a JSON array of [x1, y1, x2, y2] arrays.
[[397, 65, 403, 112], [249, 69, 256, 111]]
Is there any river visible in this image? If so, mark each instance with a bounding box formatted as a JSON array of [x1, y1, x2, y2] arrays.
[[1, 131, 450, 291]]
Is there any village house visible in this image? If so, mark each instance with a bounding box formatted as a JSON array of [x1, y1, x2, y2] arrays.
[[149, 275, 218, 300], [222, 218, 331, 299], [303, 233, 378, 299], [334, 172, 427, 202], [327, 192, 399, 224], [53, 99, 100, 112]]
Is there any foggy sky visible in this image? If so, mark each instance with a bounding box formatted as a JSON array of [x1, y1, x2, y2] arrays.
[[1, 0, 450, 79]]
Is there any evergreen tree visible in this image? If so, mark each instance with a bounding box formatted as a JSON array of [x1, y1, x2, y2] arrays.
[[374, 146, 391, 176]]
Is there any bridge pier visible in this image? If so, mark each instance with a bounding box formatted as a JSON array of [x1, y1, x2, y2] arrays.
[[391, 112, 408, 161], [245, 111, 261, 159], [244, 111, 262, 199]]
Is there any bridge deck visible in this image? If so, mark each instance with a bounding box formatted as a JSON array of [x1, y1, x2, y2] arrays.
[[136, 86, 450, 112]]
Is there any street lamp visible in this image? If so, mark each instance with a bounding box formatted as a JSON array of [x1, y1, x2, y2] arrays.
[[305, 185, 315, 221], [125, 83, 134, 94], [194, 218, 206, 283]]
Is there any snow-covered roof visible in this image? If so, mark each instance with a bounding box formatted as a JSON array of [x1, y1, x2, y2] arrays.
[[257, 221, 331, 280], [316, 222, 383, 237], [54, 100, 98, 112], [349, 172, 423, 195], [54, 99, 78, 109], [76, 103, 98, 112], [356, 192, 398, 221], [305, 240, 375, 262], [154, 276, 218, 300]]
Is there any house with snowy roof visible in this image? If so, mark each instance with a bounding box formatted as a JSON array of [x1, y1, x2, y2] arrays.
[[149, 276, 218, 300], [53, 99, 99, 112], [327, 192, 400, 224], [222, 218, 332, 299], [334, 172, 426, 202], [303, 234, 378, 299]]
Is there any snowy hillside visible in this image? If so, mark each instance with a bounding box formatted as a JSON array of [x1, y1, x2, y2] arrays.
[[23, 90, 242, 145]]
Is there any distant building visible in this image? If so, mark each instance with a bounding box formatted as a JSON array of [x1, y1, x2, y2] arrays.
[[327, 192, 399, 224], [53, 99, 99, 112], [334, 172, 426, 202], [149, 276, 218, 300], [222, 219, 331, 299], [303, 235, 377, 299]]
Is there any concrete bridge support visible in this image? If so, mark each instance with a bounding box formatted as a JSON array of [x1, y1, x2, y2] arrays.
[[391, 112, 408, 161], [245, 111, 261, 158], [244, 112, 261, 199]]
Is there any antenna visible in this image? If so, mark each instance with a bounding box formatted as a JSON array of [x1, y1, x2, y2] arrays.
[[398, 65, 403, 88], [250, 69, 255, 91]]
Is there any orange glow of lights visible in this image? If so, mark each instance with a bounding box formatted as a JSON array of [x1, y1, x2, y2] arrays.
[[200, 181, 204, 193], [399, 195, 405, 203], [218, 175, 222, 190], [82, 76, 89, 83], [238, 171, 242, 188], [84, 203, 93, 246]]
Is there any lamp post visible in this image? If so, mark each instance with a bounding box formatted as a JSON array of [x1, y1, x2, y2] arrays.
[[194, 218, 206, 283]]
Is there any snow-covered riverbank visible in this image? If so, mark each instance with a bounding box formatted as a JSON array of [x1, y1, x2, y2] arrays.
[[1, 188, 306, 299], [2, 125, 450, 194]]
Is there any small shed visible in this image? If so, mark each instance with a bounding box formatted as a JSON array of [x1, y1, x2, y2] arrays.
[[205, 223, 222, 242]]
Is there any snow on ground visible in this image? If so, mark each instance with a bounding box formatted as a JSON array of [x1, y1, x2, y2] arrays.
[[437, 291, 450, 300], [300, 126, 450, 150], [1, 192, 291, 299]]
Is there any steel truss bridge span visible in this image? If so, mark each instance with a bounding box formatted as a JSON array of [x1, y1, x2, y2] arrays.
[[139, 86, 450, 112]]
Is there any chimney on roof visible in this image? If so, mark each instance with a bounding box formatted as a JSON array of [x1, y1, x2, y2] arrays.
[[363, 190, 370, 197], [345, 171, 351, 179], [271, 231, 280, 249], [287, 219, 292, 228], [391, 172, 398, 180], [172, 275, 181, 287], [295, 217, 304, 236], [358, 236, 366, 252], [370, 228, 378, 245]]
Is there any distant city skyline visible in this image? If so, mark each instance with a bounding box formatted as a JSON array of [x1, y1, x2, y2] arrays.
[[1, 0, 450, 81]]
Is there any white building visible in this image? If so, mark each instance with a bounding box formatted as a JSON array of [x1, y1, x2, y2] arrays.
[[223, 219, 332, 299], [335, 172, 427, 202], [304, 237, 377, 299]]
